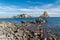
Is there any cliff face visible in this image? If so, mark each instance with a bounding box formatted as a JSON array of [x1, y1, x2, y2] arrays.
[[40, 11, 50, 18], [13, 14, 33, 18]]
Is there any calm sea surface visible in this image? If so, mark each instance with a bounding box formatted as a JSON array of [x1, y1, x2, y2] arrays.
[[0, 17, 60, 25]]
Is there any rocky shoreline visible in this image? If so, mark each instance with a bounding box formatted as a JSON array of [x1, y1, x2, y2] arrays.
[[0, 19, 58, 40]]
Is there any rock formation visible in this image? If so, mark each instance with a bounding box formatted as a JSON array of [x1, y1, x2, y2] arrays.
[[13, 14, 33, 18], [0, 21, 18, 40], [0, 21, 34, 40], [0, 21, 57, 40], [40, 11, 50, 18]]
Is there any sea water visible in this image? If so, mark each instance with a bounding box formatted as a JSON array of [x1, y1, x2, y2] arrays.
[[0, 17, 60, 25]]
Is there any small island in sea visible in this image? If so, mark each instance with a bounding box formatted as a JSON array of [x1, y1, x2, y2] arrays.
[[12, 14, 33, 18], [0, 0, 60, 40], [40, 11, 50, 18], [12, 11, 49, 18]]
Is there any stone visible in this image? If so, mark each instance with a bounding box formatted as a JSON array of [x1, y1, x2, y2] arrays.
[[0, 21, 57, 40]]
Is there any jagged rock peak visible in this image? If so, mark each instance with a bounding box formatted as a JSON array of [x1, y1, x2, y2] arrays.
[[40, 11, 50, 18]]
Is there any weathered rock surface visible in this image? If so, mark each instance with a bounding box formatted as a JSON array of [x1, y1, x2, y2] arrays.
[[0, 21, 57, 40], [0, 21, 18, 40], [0, 21, 35, 40]]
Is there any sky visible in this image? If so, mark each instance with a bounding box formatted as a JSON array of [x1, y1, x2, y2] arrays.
[[0, 0, 60, 17]]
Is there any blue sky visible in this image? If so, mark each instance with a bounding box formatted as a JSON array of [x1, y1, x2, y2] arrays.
[[0, 0, 60, 17]]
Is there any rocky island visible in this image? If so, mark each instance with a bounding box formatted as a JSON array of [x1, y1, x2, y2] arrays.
[[13, 14, 33, 18], [40, 11, 50, 18]]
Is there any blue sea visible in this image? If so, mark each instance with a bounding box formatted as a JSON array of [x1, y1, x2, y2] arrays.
[[0, 17, 60, 25], [0, 17, 60, 36]]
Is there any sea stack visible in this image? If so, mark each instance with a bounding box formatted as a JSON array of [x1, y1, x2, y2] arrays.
[[40, 11, 49, 18]]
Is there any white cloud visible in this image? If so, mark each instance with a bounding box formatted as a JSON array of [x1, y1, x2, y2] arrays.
[[39, 4, 54, 9], [0, 1, 60, 17]]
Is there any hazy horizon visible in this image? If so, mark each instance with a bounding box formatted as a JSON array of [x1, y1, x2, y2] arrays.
[[0, 0, 60, 17]]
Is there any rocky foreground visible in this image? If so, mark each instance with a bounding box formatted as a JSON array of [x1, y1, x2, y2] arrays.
[[0, 21, 59, 40]]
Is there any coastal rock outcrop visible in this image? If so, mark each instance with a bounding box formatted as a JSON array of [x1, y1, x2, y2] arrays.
[[0, 21, 57, 40], [40, 11, 50, 18], [0, 21, 18, 40], [13, 14, 33, 18], [0, 21, 34, 40]]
